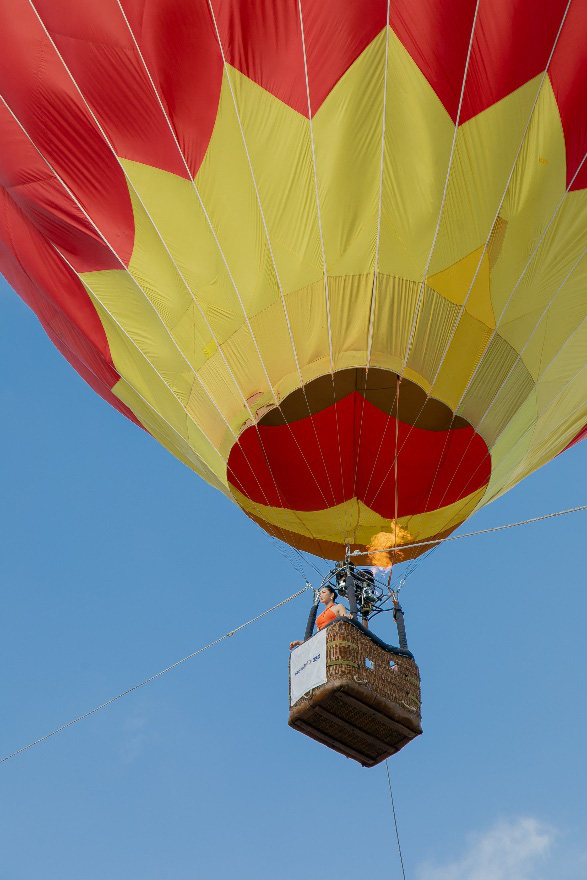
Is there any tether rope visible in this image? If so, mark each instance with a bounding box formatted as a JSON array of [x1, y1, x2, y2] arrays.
[[0, 585, 312, 767], [351, 504, 587, 557], [385, 759, 407, 880]]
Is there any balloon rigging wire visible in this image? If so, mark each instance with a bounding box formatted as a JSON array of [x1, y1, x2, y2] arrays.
[[350, 503, 587, 557], [352, 0, 391, 545], [386, 759, 407, 880], [0, 585, 313, 768], [296, 0, 354, 543]]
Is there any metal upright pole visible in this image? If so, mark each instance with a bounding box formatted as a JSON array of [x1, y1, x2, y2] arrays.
[[346, 569, 359, 620], [393, 600, 408, 650]]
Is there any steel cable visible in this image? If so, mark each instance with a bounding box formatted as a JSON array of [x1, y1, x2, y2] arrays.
[[0, 585, 311, 767]]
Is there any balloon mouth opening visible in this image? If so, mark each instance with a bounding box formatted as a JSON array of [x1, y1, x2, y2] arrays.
[[226, 368, 490, 555]]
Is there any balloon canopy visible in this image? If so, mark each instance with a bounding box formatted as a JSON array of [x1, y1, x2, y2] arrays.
[[0, 0, 585, 561]]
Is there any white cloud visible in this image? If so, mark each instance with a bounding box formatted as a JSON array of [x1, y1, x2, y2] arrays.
[[417, 817, 555, 880]]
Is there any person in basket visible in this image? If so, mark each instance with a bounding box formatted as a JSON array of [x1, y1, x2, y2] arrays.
[[289, 585, 351, 650]]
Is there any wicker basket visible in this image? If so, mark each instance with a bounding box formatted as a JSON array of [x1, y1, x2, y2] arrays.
[[289, 619, 422, 767]]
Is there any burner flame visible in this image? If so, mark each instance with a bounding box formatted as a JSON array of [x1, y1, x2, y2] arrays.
[[366, 524, 413, 568]]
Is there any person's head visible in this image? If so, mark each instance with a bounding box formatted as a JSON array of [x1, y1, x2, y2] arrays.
[[319, 585, 337, 605]]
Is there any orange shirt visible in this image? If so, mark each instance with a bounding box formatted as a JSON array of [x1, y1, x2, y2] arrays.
[[316, 604, 338, 630]]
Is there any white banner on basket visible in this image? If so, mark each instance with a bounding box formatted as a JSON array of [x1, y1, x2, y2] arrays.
[[290, 628, 327, 707]]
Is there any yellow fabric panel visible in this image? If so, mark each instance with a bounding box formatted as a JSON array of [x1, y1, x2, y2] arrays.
[[458, 334, 534, 447], [122, 186, 210, 369], [112, 378, 230, 496], [501, 192, 587, 381], [203, 272, 489, 436], [81, 269, 193, 406], [312, 33, 385, 274], [423, 312, 492, 411], [535, 316, 587, 412], [491, 80, 567, 324], [120, 159, 243, 347], [428, 77, 541, 276], [224, 68, 324, 296], [488, 373, 586, 505], [521, 377, 587, 475], [427, 248, 495, 328], [481, 319, 587, 508], [80, 272, 228, 485], [488, 81, 586, 377], [229, 484, 487, 547], [184, 377, 239, 459], [478, 392, 537, 507], [379, 31, 454, 280], [188, 73, 281, 318]]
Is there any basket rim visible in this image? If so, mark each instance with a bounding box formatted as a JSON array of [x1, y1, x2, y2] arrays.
[[322, 617, 414, 660]]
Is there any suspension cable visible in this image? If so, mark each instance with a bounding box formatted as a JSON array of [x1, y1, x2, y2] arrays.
[[0, 585, 311, 767], [385, 759, 407, 880], [351, 504, 587, 557]]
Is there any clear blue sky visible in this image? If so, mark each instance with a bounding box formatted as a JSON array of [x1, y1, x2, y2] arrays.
[[1, 277, 586, 880]]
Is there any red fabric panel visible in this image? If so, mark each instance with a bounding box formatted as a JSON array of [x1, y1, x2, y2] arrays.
[[0, 186, 111, 363], [214, 0, 387, 116], [562, 423, 587, 452], [227, 392, 490, 517], [217, 0, 585, 188], [0, 0, 134, 270], [391, 0, 570, 124], [0, 103, 121, 274], [32, 0, 224, 180], [549, 2, 587, 191], [0, 185, 139, 426], [43, 311, 142, 429]]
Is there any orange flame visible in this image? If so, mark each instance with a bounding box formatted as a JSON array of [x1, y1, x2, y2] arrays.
[[366, 523, 414, 568]]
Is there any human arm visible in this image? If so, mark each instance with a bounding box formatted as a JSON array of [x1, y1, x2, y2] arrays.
[[334, 603, 351, 619], [289, 640, 304, 650]]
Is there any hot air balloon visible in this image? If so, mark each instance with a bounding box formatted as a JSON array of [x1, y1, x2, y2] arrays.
[[0, 0, 585, 565], [1, 0, 586, 763]]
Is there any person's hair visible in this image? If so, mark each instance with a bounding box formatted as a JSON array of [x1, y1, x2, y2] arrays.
[[322, 585, 337, 600]]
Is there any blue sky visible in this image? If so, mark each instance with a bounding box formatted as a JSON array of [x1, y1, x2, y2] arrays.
[[1, 278, 586, 880]]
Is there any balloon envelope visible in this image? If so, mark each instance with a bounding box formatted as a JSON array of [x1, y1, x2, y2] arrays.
[[0, 0, 585, 561]]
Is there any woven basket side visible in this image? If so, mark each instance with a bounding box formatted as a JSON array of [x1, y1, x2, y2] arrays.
[[325, 621, 421, 720]]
